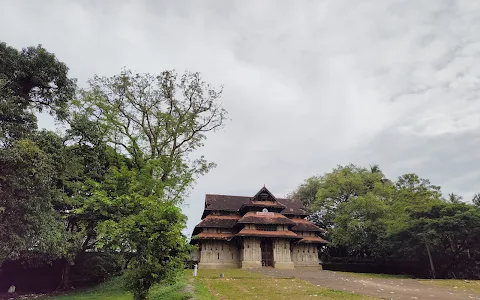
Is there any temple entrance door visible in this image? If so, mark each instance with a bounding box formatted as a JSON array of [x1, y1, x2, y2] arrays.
[[261, 240, 274, 267]]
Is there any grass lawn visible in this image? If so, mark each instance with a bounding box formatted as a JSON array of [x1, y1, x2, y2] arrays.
[[192, 269, 378, 300], [40, 275, 191, 300], [418, 279, 480, 295], [33, 268, 480, 300]]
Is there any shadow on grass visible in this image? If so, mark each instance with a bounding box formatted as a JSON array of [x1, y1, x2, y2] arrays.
[[39, 275, 192, 300]]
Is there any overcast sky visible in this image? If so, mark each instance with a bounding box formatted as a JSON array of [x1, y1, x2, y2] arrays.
[[2, 0, 480, 235]]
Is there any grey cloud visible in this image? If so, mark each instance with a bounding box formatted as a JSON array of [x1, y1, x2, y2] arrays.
[[356, 128, 480, 201], [1, 0, 480, 234]]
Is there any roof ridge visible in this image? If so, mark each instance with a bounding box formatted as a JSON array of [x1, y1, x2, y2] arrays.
[[205, 193, 251, 197], [205, 193, 295, 201]]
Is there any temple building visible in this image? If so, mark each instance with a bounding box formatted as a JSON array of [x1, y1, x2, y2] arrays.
[[190, 186, 328, 269]]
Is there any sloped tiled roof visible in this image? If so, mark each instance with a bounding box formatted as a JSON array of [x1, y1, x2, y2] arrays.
[[240, 200, 286, 211], [192, 187, 323, 241], [193, 215, 241, 235], [278, 198, 309, 216], [297, 236, 329, 244], [203, 194, 308, 216], [195, 215, 240, 228], [205, 194, 250, 211], [235, 229, 300, 239], [191, 232, 234, 242], [238, 212, 296, 225], [291, 218, 324, 232]]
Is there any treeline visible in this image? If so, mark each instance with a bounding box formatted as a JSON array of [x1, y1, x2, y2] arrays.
[[0, 42, 226, 299], [290, 164, 480, 279]]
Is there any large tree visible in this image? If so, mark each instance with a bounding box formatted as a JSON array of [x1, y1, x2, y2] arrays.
[[70, 69, 227, 299], [386, 202, 480, 278], [0, 42, 76, 144], [73, 69, 226, 199], [0, 42, 76, 263], [1, 42, 227, 297], [292, 164, 480, 279], [311, 164, 392, 230]]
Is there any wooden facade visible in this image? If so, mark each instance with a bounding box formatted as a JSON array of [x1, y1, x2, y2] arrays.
[[191, 186, 328, 269]]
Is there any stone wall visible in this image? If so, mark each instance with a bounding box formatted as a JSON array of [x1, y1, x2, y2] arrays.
[[241, 238, 262, 268], [291, 243, 319, 266], [273, 239, 294, 269], [198, 240, 240, 269]]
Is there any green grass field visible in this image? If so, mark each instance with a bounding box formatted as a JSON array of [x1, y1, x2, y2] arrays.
[[192, 269, 378, 300], [40, 275, 191, 300], [40, 268, 377, 300], [38, 268, 480, 300]]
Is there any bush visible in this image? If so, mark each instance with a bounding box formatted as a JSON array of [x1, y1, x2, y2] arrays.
[[71, 252, 125, 287]]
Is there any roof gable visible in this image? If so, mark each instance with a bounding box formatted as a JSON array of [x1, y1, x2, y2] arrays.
[[252, 186, 277, 202]]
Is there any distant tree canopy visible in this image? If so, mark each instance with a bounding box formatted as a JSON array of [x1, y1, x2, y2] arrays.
[[0, 42, 227, 300], [291, 164, 480, 279]]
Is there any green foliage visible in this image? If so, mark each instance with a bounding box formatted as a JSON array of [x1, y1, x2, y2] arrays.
[[393, 173, 443, 206], [288, 175, 323, 209], [386, 202, 480, 278], [446, 193, 462, 203], [42, 274, 192, 300], [66, 69, 226, 299], [0, 42, 76, 120], [1, 42, 226, 299], [332, 193, 389, 256], [148, 279, 191, 300], [0, 138, 69, 262], [72, 252, 125, 286], [472, 193, 480, 207], [41, 276, 132, 300], [0, 88, 37, 144], [316, 164, 392, 228], [73, 69, 227, 200], [292, 164, 480, 278], [91, 168, 191, 300], [0, 42, 77, 264]]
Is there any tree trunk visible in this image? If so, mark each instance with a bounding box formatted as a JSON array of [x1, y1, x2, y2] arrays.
[[57, 259, 73, 291], [424, 238, 436, 279]]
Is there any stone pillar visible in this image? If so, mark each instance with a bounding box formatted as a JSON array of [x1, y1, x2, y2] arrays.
[[241, 238, 262, 268], [273, 239, 294, 269]]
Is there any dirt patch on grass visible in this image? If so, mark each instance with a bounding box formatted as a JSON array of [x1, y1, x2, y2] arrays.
[[419, 279, 480, 295]]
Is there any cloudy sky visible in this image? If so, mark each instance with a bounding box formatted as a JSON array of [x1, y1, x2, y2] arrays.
[[2, 0, 480, 234]]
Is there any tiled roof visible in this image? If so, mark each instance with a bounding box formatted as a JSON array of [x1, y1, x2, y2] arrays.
[[192, 215, 240, 235], [195, 215, 240, 228], [205, 194, 250, 211], [238, 212, 296, 225], [191, 187, 324, 241], [235, 229, 300, 239], [278, 198, 309, 216], [291, 218, 324, 232], [297, 236, 329, 244], [191, 232, 234, 242], [241, 200, 286, 209], [204, 194, 308, 216]]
